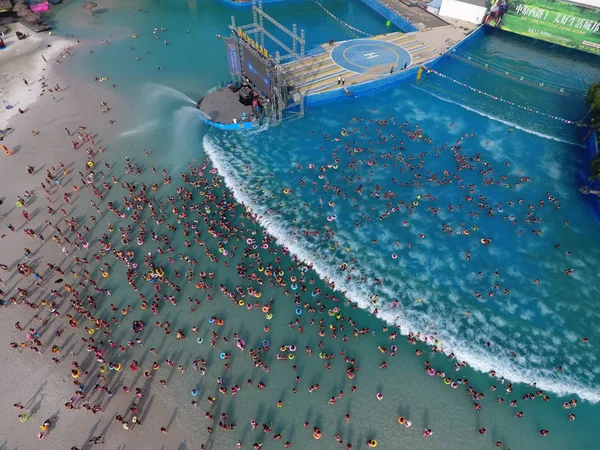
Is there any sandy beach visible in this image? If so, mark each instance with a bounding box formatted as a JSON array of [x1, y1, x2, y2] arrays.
[[0, 2, 598, 450], [0, 24, 189, 450]]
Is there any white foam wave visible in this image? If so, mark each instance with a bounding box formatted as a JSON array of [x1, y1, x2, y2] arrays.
[[203, 133, 600, 403]]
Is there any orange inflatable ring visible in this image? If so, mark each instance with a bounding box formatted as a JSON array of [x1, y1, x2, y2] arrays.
[[313, 430, 322, 440], [262, 306, 269, 313]]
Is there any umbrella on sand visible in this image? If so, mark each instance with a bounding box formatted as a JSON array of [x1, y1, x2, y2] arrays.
[[82, 1, 97, 15]]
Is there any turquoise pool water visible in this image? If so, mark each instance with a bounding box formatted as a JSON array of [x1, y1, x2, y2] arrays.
[[46, 1, 600, 449]]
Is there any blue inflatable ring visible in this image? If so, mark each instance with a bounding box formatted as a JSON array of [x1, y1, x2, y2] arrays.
[[262, 340, 269, 348], [295, 308, 302, 315], [220, 352, 226, 360]]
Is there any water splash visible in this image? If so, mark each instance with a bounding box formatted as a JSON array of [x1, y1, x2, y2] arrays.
[[141, 83, 197, 106]]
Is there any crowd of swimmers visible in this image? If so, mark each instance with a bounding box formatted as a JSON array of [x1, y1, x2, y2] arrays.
[[2, 64, 587, 450]]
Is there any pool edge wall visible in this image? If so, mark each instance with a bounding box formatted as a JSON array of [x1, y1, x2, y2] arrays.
[[359, 0, 419, 33], [218, 0, 292, 7], [205, 118, 256, 130]]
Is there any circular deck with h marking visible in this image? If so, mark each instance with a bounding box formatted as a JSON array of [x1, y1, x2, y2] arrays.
[[331, 39, 412, 75]]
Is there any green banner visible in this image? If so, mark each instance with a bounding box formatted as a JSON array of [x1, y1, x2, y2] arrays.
[[486, 0, 600, 55]]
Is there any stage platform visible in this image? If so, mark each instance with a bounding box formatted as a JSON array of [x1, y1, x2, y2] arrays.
[[282, 31, 438, 96], [198, 88, 258, 131]]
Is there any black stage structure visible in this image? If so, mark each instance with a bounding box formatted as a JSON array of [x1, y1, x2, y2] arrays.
[[226, 0, 306, 124]]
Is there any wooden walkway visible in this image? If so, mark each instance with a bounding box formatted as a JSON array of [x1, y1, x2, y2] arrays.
[[282, 32, 438, 96]]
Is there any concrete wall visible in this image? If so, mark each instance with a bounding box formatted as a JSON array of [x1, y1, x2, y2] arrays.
[[359, 0, 419, 33], [439, 0, 487, 25], [428, 24, 485, 69]]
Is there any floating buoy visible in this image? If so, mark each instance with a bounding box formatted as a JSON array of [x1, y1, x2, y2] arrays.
[[385, 20, 391, 27]]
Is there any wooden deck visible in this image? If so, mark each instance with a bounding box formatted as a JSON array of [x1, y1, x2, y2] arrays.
[[282, 32, 438, 96]]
